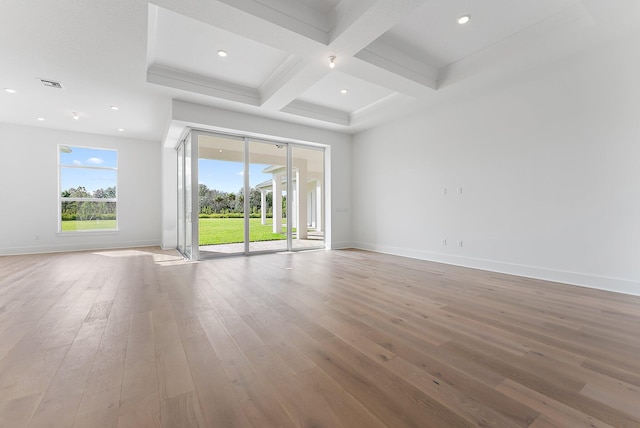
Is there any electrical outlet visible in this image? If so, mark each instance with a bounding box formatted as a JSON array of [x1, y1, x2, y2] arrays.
[[457, 240, 463, 247], [442, 239, 447, 246], [442, 188, 447, 196]]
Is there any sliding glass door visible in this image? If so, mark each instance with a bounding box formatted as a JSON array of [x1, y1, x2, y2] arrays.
[[178, 130, 325, 259], [177, 141, 185, 256], [248, 140, 288, 253], [291, 145, 325, 250], [197, 133, 245, 257], [176, 131, 196, 259]]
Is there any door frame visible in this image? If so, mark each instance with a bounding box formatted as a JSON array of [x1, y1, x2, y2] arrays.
[[178, 128, 327, 260]]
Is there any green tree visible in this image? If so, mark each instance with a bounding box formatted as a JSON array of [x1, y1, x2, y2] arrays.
[[248, 188, 262, 214]]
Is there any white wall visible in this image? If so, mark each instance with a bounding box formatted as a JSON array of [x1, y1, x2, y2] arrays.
[[0, 123, 161, 254], [352, 33, 640, 295], [160, 101, 352, 250]]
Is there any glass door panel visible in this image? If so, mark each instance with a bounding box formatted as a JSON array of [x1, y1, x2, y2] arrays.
[[292, 145, 325, 250], [177, 141, 185, 256], [184, 133, 194, 260], [197, 132, 245, 258], [248, 140, 288, 253]]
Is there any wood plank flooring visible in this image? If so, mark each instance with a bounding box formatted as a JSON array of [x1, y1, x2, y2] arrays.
[[0, 247, 639, 427]]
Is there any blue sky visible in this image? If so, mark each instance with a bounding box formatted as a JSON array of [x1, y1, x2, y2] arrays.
[[60, 146, 117, 168], [199, 159, 273, 193], [59, 146, 117, 193]]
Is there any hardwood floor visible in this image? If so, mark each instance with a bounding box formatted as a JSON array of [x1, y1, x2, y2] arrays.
[[0, 247, 639, 427]]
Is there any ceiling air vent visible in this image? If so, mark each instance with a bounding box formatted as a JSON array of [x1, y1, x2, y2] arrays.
[[40, 79, 63, 89]]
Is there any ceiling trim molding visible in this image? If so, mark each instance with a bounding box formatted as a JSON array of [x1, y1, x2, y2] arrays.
[[350, 92, 417, 131], [340, 56, 434, 98], [216, 0, 331, 44], [147, 64, 261, 106], [351, 92, 404, 118], [354, 40, 438, 90], [281, 100, 350, 126]]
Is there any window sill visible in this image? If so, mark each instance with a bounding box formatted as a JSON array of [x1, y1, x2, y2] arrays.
[[56, 230, 120, 237]]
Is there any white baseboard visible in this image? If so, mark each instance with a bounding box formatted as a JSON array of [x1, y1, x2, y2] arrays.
[[352, 242, 640, 297], [330, 241, 354, 250], [0, 240, 161, 256]]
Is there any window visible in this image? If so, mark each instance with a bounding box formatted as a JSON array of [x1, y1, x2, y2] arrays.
[[59, 145, 118, 232]]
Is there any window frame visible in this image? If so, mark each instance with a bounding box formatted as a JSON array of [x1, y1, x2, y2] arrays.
[[58, 144, 119, 234]]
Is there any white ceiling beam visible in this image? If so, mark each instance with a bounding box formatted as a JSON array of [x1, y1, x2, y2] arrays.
[[149, 0, 333, 112], [260, 58, 332, 110], [257, 0, 431, 111], [329, 0, 428, 54], [150, 0, 435, 119]]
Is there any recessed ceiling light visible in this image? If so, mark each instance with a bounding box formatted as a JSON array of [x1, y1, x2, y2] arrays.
[[457, 15, 470, 24], [36, 117, 45, 121], [340, 89, 348, 94], [4, 88, 16, 93], [217, 50, 228, 57], [117, 128, 125, 132], [110, 105, 119, 111]]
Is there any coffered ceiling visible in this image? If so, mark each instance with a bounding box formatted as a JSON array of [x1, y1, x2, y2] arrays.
[[1, 0, 639, 140]]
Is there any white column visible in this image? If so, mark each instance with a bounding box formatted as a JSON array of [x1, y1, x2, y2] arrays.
[[316, 180, 322, 233], [296, 167, 308, 239], [260, 190, 267, 225], [308, 185, 315, 228], [291, 188, 297, 232], [272, 174, 282, 234]]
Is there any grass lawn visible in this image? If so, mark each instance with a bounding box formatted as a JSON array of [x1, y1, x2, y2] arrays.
[[61, 220, 117, 231], [199, 218, 289, 245]]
